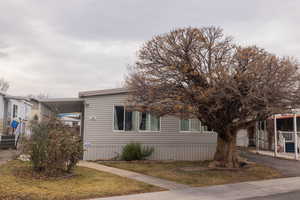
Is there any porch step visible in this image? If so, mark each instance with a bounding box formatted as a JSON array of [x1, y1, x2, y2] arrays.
[[0, 135, 16, 149]]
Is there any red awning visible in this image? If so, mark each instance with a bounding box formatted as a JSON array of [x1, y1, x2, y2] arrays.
[[271, 114, 300, 119]]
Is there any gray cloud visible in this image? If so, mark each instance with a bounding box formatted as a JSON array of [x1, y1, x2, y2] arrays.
[[0, 0, 299, 97]]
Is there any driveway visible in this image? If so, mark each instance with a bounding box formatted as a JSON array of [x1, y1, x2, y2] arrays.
[[241, 151, 300, 177], [0, 149, 17, 165]]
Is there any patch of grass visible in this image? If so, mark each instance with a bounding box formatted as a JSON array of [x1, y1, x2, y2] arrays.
[[0, 160, 163, 200], [101, 160, 283, 187]]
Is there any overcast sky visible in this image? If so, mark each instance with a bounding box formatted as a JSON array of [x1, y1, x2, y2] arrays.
[[0, 0, 299, 97]]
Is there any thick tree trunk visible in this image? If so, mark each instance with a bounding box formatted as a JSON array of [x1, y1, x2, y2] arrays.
[[213, 131, 239, 168]]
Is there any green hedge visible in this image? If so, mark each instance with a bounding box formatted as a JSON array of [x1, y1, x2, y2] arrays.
[[120, 142, 154, 161]]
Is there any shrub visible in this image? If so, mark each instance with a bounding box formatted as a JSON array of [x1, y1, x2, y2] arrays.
[[23, 119, 83, 176], [120, 142, 154, 161]]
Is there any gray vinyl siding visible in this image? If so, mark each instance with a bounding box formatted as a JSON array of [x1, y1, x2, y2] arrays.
[[82, 93, 217, 161]]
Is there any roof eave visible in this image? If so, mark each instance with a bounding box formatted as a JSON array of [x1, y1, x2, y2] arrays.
[[79, 88, 130, 98]]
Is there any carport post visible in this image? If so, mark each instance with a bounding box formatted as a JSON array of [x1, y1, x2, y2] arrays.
[[294, 114, 298, 160], [274, 115, 278, 157], [256, 122, 259, 153]]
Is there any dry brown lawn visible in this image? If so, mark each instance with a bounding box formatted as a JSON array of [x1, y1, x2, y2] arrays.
[[0, 160, 163, 200], [101, 160, 283, 187]]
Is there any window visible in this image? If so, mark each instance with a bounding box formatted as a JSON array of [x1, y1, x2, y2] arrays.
[[190, 119, 201, 131], [180, 119, 208, 132], [180, 119, 190, 131], [114, 106, 124, 130], [113, 105, 160, 132], [139, 112, 160, 131], [13, 105, 18, 118], [113, 106, 138, 131]]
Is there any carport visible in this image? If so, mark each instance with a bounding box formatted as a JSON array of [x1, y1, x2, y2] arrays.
[[39, 98, 84, 113], [39, 98, 85, 136]]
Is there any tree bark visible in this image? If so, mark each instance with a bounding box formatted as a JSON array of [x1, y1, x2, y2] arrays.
[[213, 130, 239, 168]]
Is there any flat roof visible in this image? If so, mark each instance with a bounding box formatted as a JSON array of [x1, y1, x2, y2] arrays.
[[79, 88, 129, 97], [39, 98, 84, 113], [39, 98, 84, 103]]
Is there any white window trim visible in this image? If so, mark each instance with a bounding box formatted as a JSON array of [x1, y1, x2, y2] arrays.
[[112, 104, 128, 132], [113, 104, 139, 133], [137, 112, 161, 133], [179, 118, 205, 133], [12, 104, 18, 118], [112, 105, 161, 133]]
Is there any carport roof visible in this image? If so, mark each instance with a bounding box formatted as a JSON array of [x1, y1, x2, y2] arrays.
[[39, 98, 84, 113]]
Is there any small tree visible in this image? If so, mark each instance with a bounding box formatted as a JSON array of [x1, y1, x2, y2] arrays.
[[126, 27, 300, 168], [24, 119, 83, 176]]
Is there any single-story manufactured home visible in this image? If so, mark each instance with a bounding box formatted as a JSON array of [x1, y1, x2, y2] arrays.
[[0, 92, 34, 148], [29, 97, 54, 122], [0, 93, 33, 135], [40, 88, 218, 161], [58, 113, 81, 127], [80, 88, 217, 161]]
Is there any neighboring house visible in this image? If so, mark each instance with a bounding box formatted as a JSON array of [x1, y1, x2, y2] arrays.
[[268, 115, 300, 153], [236, 120, 271, 149], [0, 95, 57, 149], [0, 92, 6, 134], [236, 114, 300, 154], [58, 114, 81, 127], [236, 129, 249, 147], [3, 95, 33, 136], [78, 88, 217, 161], [29, 98, 54, 122], [0, 93, 33, 149]]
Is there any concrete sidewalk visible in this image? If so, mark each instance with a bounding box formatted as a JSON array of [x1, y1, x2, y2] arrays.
[[79, 161, 190, 190], [90, 177, 300, 200]]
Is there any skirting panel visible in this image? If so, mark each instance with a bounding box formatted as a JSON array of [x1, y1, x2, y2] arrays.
[[83, 143, 217, 161]]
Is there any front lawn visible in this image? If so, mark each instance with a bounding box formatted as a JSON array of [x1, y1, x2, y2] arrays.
[[101, 160, 283, 187], [0, 160, 163, 200]]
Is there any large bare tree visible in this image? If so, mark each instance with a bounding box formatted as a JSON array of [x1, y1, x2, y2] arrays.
[[126, 27, 300, 167]]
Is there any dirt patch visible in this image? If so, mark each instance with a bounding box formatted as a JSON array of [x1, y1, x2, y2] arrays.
[[178, 166, 208, 172], [13, 165, 78, 180], [0, 150, 18, 165], [178, 164, 253, 172]]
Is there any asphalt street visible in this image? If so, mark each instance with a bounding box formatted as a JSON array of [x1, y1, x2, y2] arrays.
[[242, 190, 300, 200]]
